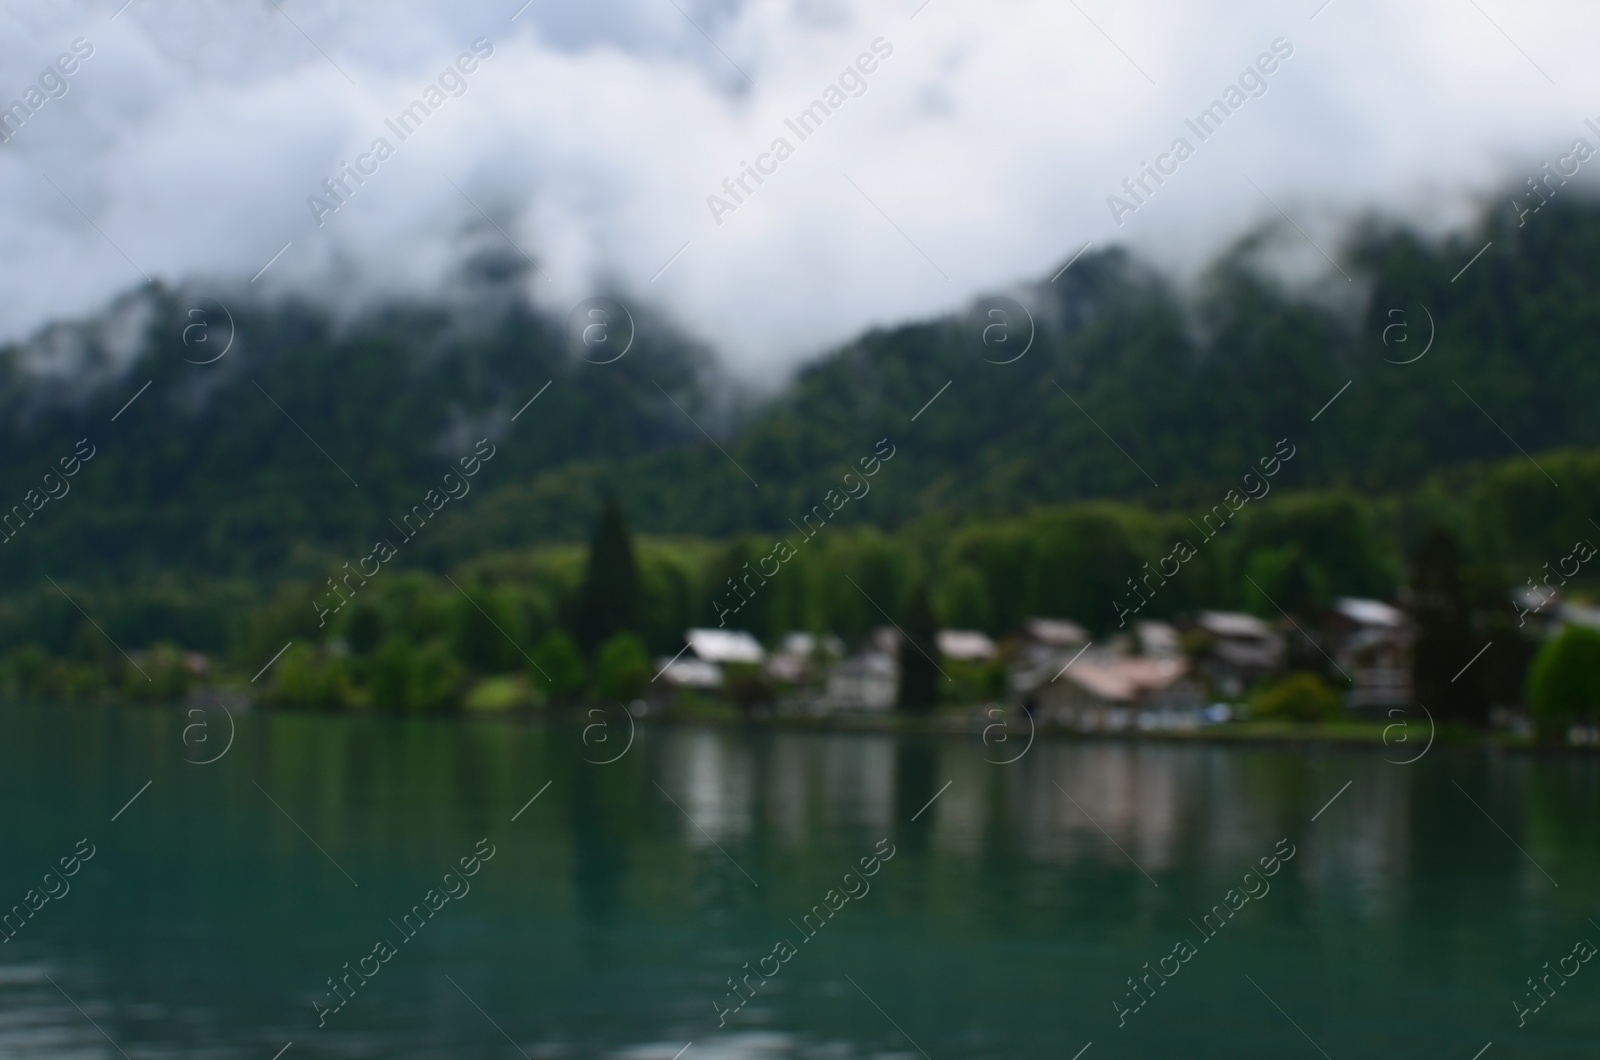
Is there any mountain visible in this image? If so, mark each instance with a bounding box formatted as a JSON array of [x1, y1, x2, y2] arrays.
[[0, 283, 723, 586], [446, 190, 1600, 547], [2, 188, 1599, 589]]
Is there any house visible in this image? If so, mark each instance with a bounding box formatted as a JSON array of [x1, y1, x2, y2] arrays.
[[824, 650, 897, 712], [1010, 617, 1092, 700], [1327, 597, 1411, 710], [1136, 621, 1181, 658], [1035, 655, 1206, 732], [1192, 611, 1286, 697], [654, 628, 767, 691], [1558, 600, 1600, 633], [653, 656, 723, 690], [687, 628, 766, 664], [765, 631, 844, 685]]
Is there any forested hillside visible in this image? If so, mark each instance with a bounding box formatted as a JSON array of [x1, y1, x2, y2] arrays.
[[1, 189, 1598, 591]]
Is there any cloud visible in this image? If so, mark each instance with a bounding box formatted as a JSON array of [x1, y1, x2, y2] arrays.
[[1, 0, 1596, 385]]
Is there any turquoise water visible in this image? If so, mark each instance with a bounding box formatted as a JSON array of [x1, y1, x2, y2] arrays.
[[0, 702, 1596, 1058]]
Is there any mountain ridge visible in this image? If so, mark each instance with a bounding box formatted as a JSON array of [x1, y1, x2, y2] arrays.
[[2, 188, 1597, 586]]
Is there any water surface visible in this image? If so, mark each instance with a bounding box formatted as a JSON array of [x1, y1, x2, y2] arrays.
[[0, 703, 1596, 1058]]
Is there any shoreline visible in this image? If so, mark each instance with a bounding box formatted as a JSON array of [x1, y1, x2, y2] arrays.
[[54, 691, 1591, 755]]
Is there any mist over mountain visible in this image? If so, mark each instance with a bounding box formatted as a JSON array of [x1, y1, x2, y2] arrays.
[[5, 0, 1599, 382], [3, 187, 1599, 592]]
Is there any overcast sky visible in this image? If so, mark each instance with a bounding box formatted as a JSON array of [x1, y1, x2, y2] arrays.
[[2, 0, 1596, 383]]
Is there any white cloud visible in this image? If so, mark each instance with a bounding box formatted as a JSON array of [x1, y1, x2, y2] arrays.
[[0, 0, 1595, 385]]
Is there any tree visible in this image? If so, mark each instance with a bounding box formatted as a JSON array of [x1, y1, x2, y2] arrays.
[[722, 661, 773, 716], [575, 497, 641, 654], [1409, 527, 1485, 723], [897, 581, 942, 713], [531, 631, 587, 705], [408, 639, 465, 712], [594, 632, 650, 702], [1245, 545, 1329, 620], [268, 643, 340, 710], [1526, 626, 1600, 741], [370, 636, 462, 713], [1252, 671, 1341, 722], [345, 602, 384, 654], [449, 586, 519, 672]]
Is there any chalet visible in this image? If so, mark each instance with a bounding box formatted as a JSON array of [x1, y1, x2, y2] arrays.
[[1192, 611, 1286, 697], [654, 628, 766, 690], [1327, 597, 1411, 710], [1035, 654, 1205, 732]]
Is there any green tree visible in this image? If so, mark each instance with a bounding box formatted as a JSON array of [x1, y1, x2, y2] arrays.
[[1409, 528, 1484, 723], [449, 586, 519, 672], [531, 631, 587, 705], [1526, 626, 1600, 741], [121, 643, 192, 703], [897, 581, 942, 713], [936, 564, 993, 632], [368, 636, 462, 712], [722, 661, 773, 716], [594, 632, 650, 702], [267, 644, 340, 710], [704, 537, 776, 639], [409, 639, 465, 712], [1245, 544, 1330, 619], [575, 497, 641, 654], [371, 636, 415, 712], [345, 602, 384, 654]]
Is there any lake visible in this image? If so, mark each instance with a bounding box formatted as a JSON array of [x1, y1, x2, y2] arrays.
[[0, 701, 1595, 1058]]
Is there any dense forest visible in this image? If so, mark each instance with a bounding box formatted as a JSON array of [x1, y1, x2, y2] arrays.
[[1, 188, 1598, 718]]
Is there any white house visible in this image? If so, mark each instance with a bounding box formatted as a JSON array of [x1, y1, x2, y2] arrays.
[[1193, 610, 1286, 697], [655, 628, 767, 691], [1328, 597, 1411, 710], [825, 651, 897, 712]]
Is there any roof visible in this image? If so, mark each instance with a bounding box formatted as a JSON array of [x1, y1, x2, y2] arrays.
[[1063, 657, 1190, 703], [1197, 610, 1275, 639], [1026, 617, 1090, 646], [1560, 603, 1600, 631], [1333, 597, 1404, 627], [937, 629, 997, 661], [686, 628, 766, 664]]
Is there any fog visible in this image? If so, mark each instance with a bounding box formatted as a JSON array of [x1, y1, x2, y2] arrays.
[[2, 0, 1595, 384]]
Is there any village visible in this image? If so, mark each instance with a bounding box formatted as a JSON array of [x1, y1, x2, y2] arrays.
[[650, 591, 1599, 735]]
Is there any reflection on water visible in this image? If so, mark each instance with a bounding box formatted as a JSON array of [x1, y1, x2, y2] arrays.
[[0, 703, 1596, 1058]]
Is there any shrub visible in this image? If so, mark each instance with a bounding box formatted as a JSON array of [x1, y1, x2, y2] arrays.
[[722, 661, 773, 715], [409, 639, 465, 712], [1526, 626, 1600, 740], [594, 632, 650, 703], [464, 675, 532, 712], [530, 632, 587, 705], [121, 643, 192, 703], [369, 636, 463, 713], [266, 644, 340, 709], [1252, 671, 1342, 722]]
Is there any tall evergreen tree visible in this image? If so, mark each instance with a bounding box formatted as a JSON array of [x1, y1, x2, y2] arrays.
[[1409, 527, 1484, 723], [897, 581, 942, 713], [576, 497, 641, 654]]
